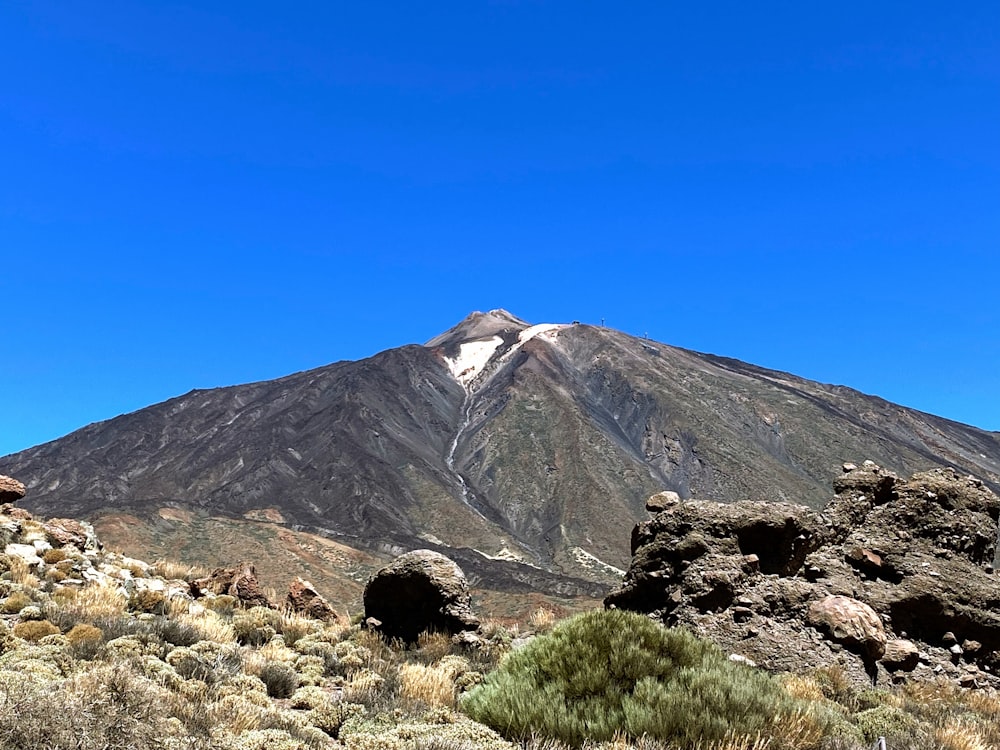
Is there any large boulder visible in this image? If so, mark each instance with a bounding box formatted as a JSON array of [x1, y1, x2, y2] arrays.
[[806, 595, 886, 659], [0, 475, 25, 503], [363, 549, 479, 642], [190, 561, 273, 609], [606, 462, 1000, 688]]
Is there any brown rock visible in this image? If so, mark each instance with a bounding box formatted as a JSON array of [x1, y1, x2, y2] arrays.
[[880, 639, 920, 671], [0, 475, 25, 503], [363, 549, 479, 642], [286, 577, 340, 622], [807, 595, 886, 659], [191, 561, 273, 609]]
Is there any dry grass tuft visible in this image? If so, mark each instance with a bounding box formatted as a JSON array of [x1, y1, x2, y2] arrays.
[[6, 557, 39, 587], [936, 720, 991, 750], [529, 606, 557, 633], [400, 662, 457, 708]]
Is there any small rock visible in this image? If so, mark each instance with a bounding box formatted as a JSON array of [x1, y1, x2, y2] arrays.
[[732, 606, 754, 623], [43, 518, 100, 551], [842, 463, 858, 473], [191, 561, 273, 609], [942, 631, 958, 646], [728, 653, 757, 667], [962, 639, 982, 654], [646, 491, 682, 512], [4, 543, 41, 567]]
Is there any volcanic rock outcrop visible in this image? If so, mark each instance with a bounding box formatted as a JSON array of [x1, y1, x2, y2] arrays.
[[363, 549, 480, 642], [606, 462, 1000, 688], [190, 562, 274, 609]]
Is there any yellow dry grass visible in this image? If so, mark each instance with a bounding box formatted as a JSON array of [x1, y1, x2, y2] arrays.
[[529, 606, 557, 633], [399, 662, 456, 708]]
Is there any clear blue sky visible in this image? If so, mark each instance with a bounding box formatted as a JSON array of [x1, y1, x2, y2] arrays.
[[2, 2, 998, 457]]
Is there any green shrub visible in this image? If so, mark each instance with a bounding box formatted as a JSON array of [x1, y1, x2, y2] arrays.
[[234, 607, 282, 647], [854, 705, 930, 747], [128, 589, 167, 615], [461, 609, 822, 747]]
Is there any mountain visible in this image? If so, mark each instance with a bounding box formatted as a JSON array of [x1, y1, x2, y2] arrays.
[[3, 310, 999, 606]]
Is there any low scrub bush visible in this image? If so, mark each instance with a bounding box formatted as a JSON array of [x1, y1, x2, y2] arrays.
[[259, 660, 300, 698], [0, 590, 32, 614], [12, 619, 60, 642], [128, 589, 167, 615], [461, 609, 830, 748], [66, 623, 104, 659]]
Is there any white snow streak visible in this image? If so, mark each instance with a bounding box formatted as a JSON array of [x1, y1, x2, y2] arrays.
[[444, 336, 503, 386], [570, 547, 626, 577], [518, 323, 565, 343], [442, 322, 567, 521]]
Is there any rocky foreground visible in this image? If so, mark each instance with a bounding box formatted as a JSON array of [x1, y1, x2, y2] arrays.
[[606, 461, 1000, 689]]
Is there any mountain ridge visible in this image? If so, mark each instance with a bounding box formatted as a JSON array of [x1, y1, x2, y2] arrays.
[[3, 310, 999, 599]]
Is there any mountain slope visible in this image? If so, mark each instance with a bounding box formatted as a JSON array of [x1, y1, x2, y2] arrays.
[[3, 310, 999, 593]]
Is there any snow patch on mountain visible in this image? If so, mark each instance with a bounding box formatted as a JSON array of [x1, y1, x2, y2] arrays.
[[518, 323, 566, 343], [444, 336, 503, 386], [570, 546, 626, 577]]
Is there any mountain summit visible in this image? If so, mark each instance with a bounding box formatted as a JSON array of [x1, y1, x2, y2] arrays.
[[2, 312, 998, 599]]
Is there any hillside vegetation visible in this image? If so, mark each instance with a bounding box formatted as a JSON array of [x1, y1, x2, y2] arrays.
[[2, 504, 999, 750]]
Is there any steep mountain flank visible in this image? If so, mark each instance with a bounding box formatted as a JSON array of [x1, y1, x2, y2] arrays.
[[2, 310, 999, 593]]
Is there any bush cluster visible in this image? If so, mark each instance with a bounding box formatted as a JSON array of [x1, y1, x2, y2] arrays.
[[462, 609, 840, 748]]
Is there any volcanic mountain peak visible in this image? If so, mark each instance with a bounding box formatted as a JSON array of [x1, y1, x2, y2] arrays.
[[424, 309, 530, 348], [429, 311, 568, 388]]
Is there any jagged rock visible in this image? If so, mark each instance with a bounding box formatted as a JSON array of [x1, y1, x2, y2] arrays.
[[881, 639, 920, 671], [606, 462, 1000, 688], [363, 549, 480, 642], [807, 595, 886, 659], [286, 577, 340, 622], [191, 561, 273, 609], [43, 518, 100, 551], [0, 475, 25, 503]]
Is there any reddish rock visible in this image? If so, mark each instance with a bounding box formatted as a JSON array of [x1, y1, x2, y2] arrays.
[[43, 518, 97, 551], [0, 503, 32, 520], [286, 577, 340, 622], [0, 476, 25, 504], [191, 561, 273, 609]]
